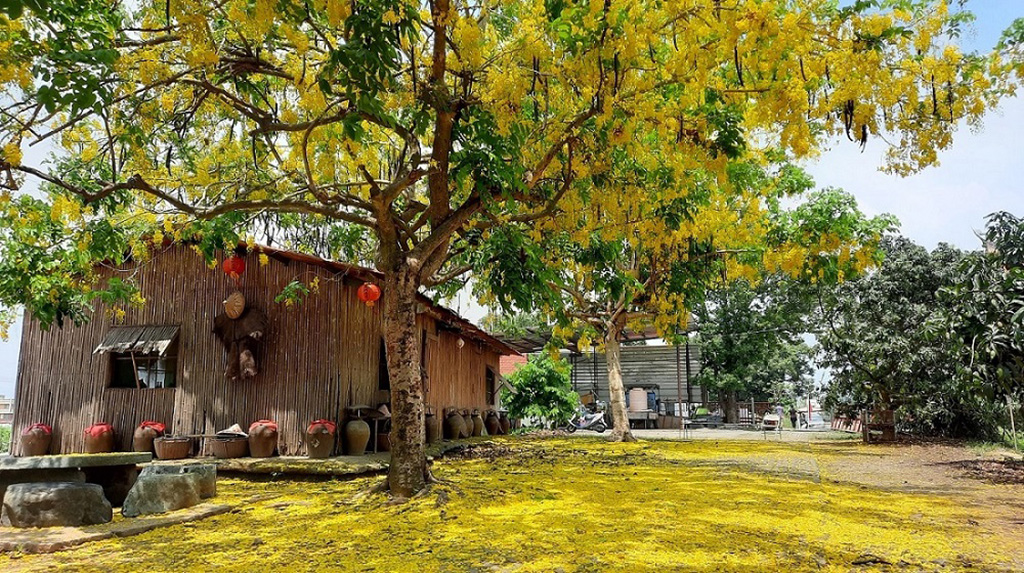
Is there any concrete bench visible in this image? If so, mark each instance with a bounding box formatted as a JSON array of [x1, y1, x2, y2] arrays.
[[0, 452, 152, 507]]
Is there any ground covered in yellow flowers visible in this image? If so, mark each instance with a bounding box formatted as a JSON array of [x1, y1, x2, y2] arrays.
[[3, 437, 1023, 572]]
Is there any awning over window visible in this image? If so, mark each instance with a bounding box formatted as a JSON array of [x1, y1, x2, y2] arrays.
[[93, 325, 180, 356]]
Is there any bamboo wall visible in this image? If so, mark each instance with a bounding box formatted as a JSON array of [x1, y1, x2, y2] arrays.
[[11, 245, 503, 456]]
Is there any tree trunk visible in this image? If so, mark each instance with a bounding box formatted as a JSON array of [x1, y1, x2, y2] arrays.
[[724, 389, 739, 424], [604, 327, 635, 442], [382, 266, 429, 498]]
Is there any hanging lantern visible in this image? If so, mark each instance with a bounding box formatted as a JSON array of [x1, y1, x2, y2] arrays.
[[357, 282, 381, 307], [222, 255, 246, 281]]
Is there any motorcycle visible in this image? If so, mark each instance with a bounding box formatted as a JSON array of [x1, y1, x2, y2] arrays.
[[564, 404, 607, 433]]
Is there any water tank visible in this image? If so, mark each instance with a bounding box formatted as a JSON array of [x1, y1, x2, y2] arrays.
[[629, 388, 649, 412]]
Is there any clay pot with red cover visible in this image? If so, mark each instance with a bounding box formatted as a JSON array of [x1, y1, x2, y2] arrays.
[[84, 423, 115, 453], [133, 420, 166, 453], [248, 420, 279, 458], [20, 423, 52, 456], [306, 419, 336, 459]]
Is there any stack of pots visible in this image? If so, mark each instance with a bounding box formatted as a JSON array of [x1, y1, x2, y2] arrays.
[[133, 420, 166, 453], [84, 423, 115, 453], [20, 423, 52, 456], [248, 420, 279, 458], [306, 419, 337, 459], [345, 412, 371, 455]]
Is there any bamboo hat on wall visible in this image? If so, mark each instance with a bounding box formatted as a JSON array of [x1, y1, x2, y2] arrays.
[[224, 291, 246, 320]]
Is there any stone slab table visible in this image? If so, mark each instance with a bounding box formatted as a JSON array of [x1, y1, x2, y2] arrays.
[[0, 452, 153, 506]]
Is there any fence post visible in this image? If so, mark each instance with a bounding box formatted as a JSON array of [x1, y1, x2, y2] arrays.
[[1009, 396, 1019, 453]]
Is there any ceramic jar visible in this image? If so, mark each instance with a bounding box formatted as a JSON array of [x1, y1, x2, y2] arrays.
[[425, 413, 441, 444], [345, 417, 371, 455], [306, 419, 337, 459], [84, 423, 115, 453], [248, 420, 279, 458], [444, 410, 464, 440], [485, 411, 502, 435], [20, 423, 52, 456], [471, 410, 485, 437], [133, 421, 166, 453]]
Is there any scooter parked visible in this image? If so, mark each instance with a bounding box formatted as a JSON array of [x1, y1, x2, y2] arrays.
[[565, 404, 607, 433]]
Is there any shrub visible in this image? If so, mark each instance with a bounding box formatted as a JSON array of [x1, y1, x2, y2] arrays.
[[502, 354, 578, 427]]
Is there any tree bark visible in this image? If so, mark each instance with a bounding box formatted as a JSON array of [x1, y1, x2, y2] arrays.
[[724, 389, 739, 424], [604, 325, 635, 442], [382, 265, 429, 498]]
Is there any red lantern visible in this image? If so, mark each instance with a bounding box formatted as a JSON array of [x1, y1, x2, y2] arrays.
[[357, 282, 381, 307], [223, 255, 246, 281]]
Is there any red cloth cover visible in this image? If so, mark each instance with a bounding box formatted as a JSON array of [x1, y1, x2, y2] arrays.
[[23, 423, 52, 435], [139, 420, 166, 434], [249, 419, 278, 433], [307, 419, 337, 434], [84, 422, 113, 437]]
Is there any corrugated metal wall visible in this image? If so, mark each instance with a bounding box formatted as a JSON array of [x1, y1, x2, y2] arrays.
[[568, 343, 703, 406]]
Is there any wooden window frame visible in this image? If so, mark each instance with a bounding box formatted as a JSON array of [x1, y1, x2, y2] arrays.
[[109, 343, 179, 390]]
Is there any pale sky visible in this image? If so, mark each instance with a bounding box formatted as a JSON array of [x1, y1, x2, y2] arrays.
[[0, 2, 1021, 398]]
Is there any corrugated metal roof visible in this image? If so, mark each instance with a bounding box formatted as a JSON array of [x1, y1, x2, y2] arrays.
[[93, 325, 180, 356]]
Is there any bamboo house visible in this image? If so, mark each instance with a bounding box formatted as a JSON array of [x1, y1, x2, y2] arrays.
[[9, 243, 516, 456]]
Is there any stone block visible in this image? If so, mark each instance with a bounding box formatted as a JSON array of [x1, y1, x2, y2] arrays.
[[1, 482, 112, 528], [140, 464, 216, 498], [121, 473, 201, 517], [0, 468, 85, 503]]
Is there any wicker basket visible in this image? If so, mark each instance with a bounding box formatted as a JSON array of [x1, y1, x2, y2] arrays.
[[210, 436, 249, 458], [154, 436, 193, 460]]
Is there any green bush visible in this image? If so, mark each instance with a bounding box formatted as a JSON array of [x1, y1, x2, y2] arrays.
[[0, 425, 11, 454], [502, 353, 578, 427]]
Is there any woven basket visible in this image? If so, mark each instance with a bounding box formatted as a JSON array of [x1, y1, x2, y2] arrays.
[[154, 436, 192, 460], [210, 436, 249, 458]]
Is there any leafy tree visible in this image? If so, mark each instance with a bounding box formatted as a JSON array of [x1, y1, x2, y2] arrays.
[[502, 353, 577, 427], [480, 309, 547, 339], [938, 212, 1024, 414], [0, 0, 1015, 495], [816, 237, 978, 431], [694, 276, 816, 421]]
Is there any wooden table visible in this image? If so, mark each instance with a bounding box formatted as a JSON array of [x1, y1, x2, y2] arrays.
[[0, 452, 153, 506]]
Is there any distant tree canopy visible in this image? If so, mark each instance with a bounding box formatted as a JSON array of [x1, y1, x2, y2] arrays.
[[819, 220, 1024, 440], [816, 236, 970, 430], [694, 274, 817, 418]]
